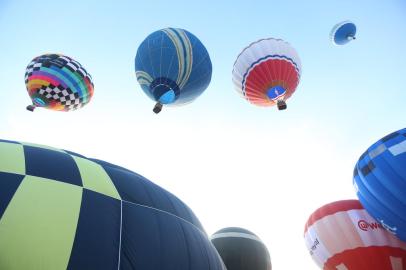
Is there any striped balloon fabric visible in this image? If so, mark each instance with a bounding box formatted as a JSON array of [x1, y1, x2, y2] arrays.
[[304, 200, 406, 270], [354, 127, 406, 243], [232, 38, 301, 110], [25, 54, 94, 112], [135, 28, 212, 113], [0, 139, 225, 270]]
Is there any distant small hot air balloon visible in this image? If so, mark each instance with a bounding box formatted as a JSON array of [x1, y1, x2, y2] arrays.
[[232, 38, 301, 110], [135, 28, 212, 114], [25, 54, 94, 112], [354, 127, 406, 243], [211, 227, 272, 270], [304, 200, 406, 270], [330, 21, 357, 45]]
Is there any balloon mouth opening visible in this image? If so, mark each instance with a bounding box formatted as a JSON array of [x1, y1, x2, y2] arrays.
[[150, 77, 180, 105], [33, 97, 46, 107], [266, 86, 286, 101], [157, 88, 176, 104]]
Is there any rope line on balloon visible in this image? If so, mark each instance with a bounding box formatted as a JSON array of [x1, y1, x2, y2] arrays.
[[120, 198, 206, 233], [117, 199, 123, 270]]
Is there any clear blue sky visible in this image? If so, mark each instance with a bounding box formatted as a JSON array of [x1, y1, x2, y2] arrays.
[[1, 0, 406, 268]]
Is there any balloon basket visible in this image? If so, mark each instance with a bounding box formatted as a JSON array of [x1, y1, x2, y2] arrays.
[[26, 105, 35, 112], [277, 100, 287, 110], [153, 103, 163, 114]]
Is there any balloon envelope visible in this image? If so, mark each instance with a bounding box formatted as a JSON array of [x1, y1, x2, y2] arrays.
[[211, 227, 272, 270], [232, 38, 301, 109], [304, 200, 406, 270], [25, 54, 94, 111], [354, 127, 406, 242], [330, 21, 357, 45], [0, 139, 225, 270], [135, 28, 212, 112]]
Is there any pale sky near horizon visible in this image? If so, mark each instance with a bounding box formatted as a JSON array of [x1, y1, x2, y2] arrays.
[[1, 0, 406, 268]]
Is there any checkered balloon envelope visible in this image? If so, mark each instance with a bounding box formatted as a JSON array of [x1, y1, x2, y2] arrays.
[[354, 127, 406, 243], [0, 139, 225, 270], [24, 54, 94, 112]]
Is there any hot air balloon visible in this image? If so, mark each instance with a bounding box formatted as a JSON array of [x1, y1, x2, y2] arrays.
[[211, 227, 272, 270], [330, 21, 357, 45], [25, 54, 94, 112], [0, 139, 225, 270], [304, 200, 406, 270], [354, 128, 406, 243], [232, 38, 301, 110], [135, 28, 212, 114]]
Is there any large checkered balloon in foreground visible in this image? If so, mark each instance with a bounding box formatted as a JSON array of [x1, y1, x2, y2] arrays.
[[0, 139, 225, 270], [25, 54, 94, 112], [304, 200, 406, 270], [135, 28, 212, 114], [354, 127, 406, 243], [232, 38, 301, 110]]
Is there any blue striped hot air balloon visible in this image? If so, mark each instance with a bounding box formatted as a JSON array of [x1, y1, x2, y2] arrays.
[[0, 139, 225, 270], [353, 128, 406, 242], [135, 28, 212, 113]]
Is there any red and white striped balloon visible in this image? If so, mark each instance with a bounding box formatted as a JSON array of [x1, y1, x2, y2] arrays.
[[304, 200, 406, 270], [232, 38, 301, 108]]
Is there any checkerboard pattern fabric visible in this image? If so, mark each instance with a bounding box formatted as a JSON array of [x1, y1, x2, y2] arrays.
[[0, 139, 224, 270], [37, 85, 83, 110], [24, 54, 94, 111], [353, 128, 406, 243]]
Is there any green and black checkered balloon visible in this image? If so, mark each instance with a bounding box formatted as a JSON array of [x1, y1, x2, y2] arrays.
[[0, 139, 225, 270]]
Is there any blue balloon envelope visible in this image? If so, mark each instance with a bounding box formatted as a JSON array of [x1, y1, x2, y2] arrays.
[[330, 21, 357, 45], [135, 28, 212, 113], [353, 128, 406, 242]]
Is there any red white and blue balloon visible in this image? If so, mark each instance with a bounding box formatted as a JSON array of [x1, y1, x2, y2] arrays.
[[232, 38, 301, 110]]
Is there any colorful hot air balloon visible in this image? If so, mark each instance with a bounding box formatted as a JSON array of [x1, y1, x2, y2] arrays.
[[304, 200, 406, 270], [354, 128, 406, 243], [25, 54, 94, 112], [0, 139, 225, 270], [135, 28, 212, 114], [232, 38, 301, 110], [211, 227, 272, 270], [330, 21, 357, 45]]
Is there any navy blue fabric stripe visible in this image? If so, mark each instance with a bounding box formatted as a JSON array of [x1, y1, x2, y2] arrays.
[[67, 189, 121, 270], [89, 158, 135, 174], [120, 202, 223, 270], [381, 131, 399, 142], [104, 167, 156, 206], [178, 211, 226, 270], [0, 172, 25, 219], [24, 145, 82, 186], [166, 193, 204, 232], [63, 150, 86, 158], [361, 160, 375, 176], [120, 201, 187, 270], [104, 166, 204, 230]]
